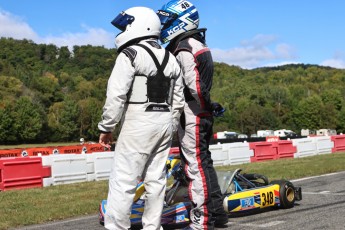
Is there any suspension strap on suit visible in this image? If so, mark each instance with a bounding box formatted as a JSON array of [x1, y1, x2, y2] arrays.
[[135, 44, 172, 104]]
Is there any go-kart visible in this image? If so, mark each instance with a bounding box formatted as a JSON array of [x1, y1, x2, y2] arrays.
[[99, 154, 302, 228]]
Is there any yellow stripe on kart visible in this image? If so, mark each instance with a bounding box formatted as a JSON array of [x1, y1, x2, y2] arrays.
[[224, 184, 280, 212]]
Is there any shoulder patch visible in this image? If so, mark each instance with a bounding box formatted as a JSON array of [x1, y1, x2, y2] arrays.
[[122, 47, 137, 63]]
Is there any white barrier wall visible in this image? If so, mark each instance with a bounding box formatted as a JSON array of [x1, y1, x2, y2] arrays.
[[86, 152, 115, 181], [42, 154, 89, 186], [292, 137, 317, 158], [209, 143, 229, 166], [42, 152, 116, 186], [311, 136, 333, 155], [225, 142, 254, 165], [210, 142, 254, 166]]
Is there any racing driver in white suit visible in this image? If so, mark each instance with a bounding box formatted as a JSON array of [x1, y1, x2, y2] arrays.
[[98, 7, 184, 230]]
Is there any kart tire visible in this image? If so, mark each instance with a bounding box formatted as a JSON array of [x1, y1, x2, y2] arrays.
[[270, 180, 296, 209]]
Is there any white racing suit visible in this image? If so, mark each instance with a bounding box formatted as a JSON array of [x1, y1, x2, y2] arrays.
[[98, 39, 184, 230], [167, 29, 226, 230]]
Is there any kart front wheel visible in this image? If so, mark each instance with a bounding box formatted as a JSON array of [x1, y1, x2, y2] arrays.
[[270, 180, 296, 209]]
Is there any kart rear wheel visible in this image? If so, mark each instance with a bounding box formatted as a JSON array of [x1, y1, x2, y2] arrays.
[[270, 180, 296, 209]]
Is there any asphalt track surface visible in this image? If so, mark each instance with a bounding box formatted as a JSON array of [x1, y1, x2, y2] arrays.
[[13, 171, 345, 230]]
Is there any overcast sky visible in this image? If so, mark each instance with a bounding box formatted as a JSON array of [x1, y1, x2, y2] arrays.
[[1, 0, 345, 69]]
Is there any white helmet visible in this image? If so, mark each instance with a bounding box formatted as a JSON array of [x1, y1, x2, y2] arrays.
[[111, 7, 161, 50]]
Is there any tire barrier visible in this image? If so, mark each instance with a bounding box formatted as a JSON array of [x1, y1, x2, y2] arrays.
[[0, 157, 51, 191]]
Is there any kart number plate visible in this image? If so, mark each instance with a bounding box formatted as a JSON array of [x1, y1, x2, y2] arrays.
[[261, 191, 274, 206], [240, 197, 255, 209], [175, 215, 185, 223]]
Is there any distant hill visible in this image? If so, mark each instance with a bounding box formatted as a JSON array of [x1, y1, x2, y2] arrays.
[[1, 37, 345, 144]]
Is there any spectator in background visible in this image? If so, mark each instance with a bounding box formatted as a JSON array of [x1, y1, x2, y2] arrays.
[[79, 137, 84, 145]]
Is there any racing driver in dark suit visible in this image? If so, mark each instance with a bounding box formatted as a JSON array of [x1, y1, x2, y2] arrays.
[[157, 1, 228, 229]]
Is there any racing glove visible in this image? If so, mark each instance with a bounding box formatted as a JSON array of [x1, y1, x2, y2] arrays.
[[211, 102, 226, 117]]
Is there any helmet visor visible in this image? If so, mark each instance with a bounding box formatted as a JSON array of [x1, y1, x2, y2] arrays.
[[157, 10, 178, 29], [111, 11, 135, 31]]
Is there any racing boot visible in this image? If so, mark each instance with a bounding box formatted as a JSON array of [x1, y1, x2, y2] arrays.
[[213, 212, 229, 227]]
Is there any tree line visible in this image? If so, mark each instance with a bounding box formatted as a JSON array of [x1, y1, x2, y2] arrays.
[[1, 38, 345, 144]]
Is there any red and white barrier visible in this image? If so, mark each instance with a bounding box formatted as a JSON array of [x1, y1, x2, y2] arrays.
[[331, 134, 345, 152], [42, 154, 89, 186], [0, 157, 51, 191], [2, 135, 345, 191], [249, 141, 278, 162], [275, 140, 296, 159], [292, 137, 317, 158], [0, 143, 109, 159]]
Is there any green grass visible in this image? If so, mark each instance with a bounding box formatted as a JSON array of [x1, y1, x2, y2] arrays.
[[217, 151, 345, 180], [1, 152, 345, 229], [0, 142, 80, 150], [0, 181, 108, 230]]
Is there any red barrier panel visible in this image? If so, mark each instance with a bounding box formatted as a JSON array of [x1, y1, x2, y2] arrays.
[[0, 157, 51, 191], [249, 142, 278, 162], [56, 145, 84, 154], [266, 136, 280, 142], [0, 143, 111, 159], [86, 143, 109, 153], [21, 147, 53, 157], [0, 149, 23, 159], [274, 140, 296, 159], [169, 147, 180, 155], [57, 144, 113, 154], [331, 135, 345, 152]]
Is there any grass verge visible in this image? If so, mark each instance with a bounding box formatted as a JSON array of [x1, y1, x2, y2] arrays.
[[0, 143, 80, 150], [216, 151, 345, 180], [0, 181, 108, 229], [1, 152, 345, 229]]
